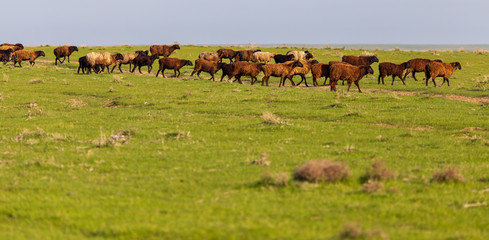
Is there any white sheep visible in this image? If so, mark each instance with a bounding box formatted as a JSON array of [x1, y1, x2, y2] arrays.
[[286, 50, 314, 61], [252, 52, 277, 64], [86, 52, 123, 74]]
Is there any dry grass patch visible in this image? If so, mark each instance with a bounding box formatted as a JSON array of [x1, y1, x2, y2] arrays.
[[362, 180, 384, 193], [251, 153, 270, 166], [66, 98, 88, 108], [91, 129, 131, 147], [361, 161, 395, 183], [261, 112, 288, 125], [340, 223, 389, 240], [258, 171, 290, 187], [28, 79, 44, 84], [294, 160, 350, 183], [432, 167, 465, 183]]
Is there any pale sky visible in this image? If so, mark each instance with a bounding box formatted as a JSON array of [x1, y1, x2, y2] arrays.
[[2, 0, 488, 46]]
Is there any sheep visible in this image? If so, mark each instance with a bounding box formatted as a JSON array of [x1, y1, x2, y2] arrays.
[[86, 52, 124, 74], [0, 43, 23, 51], [77, 56, 96, 74], [217, 49, 237, 63], [329, 61, 353, 85], [229, 62, 263, 84], [252, 52, 277, 64], [155, 57, 193, 78], [329, 64, 374, 92], [111, 50, 149, 73], [286, 50, 314, 61], [199, 52, 220, 62], [378, 62, 410, 85], [260, 61, 304, 87], [0, 49, 14, 64], [53, 46, 78, 65], [235, 49, 261, 62], [191, 58, 224, 81], [12, 50, 45, 67], [219, 63, 234, 82], [424, 62, 461, 87], [131, 54, 159, 74], [286, 59, 319, 87], [149, 44, 180, 57], [310, 63, 330, 86], [274, 54, 294, 63], [403, 58, 442, 81], [342, 55, 379, 66]]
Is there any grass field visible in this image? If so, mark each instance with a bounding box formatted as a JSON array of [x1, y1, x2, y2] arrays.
[[1, 45, 489, 239]]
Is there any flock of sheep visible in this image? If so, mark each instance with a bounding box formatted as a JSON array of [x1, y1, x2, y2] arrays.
[[0, 43, 462, 92]]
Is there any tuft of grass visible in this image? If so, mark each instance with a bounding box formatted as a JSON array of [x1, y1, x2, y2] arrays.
[[340, 223, 389, 240], [261, 112, 288, 125], [29, 79, 44, 84], [251, 153, 270, 166], [432, 167, 465, 183], [361, 161, 395, 183], [258, 171, 290, 187], [362, 180, 384, 193], [293, 160, 350, 183]]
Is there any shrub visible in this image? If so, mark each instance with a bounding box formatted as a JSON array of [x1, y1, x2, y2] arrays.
[[293, 160, 350, 183], [432, 167, 465, 183], [360, 161, 395, 183]]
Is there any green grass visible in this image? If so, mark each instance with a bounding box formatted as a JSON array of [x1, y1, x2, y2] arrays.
[[1, 45, 489, 239]]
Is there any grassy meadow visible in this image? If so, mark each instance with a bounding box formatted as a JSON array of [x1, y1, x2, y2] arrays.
[[1, 45, 489, 239]]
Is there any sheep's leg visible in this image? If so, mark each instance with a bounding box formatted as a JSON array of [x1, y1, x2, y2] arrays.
[[161, 68, 166, 78], [347, 81, 352, 92], [155, 68, 161, 77], [210, 73, 215, 81], [323, 77, 329, 86], [67, 56, 70, 63], [138, 66, 142, 74], [111, 65, 117, 73], [60, 56, 66, 64], [412, 72, 418, 81], [220, 73, 225, 82], [302, 75, 309, 87], [55, 58, 58, 65], [236, 76, 243, 84], [177, 69, 181, 77], [445, 77, 449, 87], [288, 76, 296, 86], [425, 76, 430, 86], [431, 77, 437, 87], [148, 65, 152, 74], [354, 81, 362, 93], [391, 76, 396, 85], [330, 80, 337, 91], [173, 69, 177, 77], [399, 75, 406, 85], [312, 75, 318, 86], [197, 70, 202, 77]]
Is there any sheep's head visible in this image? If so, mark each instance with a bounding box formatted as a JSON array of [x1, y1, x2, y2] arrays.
[[433, 59, 443, 63], [115, 53, 124, 61], [185, 60, 193, 66], [70, 46, 79, 52], [370, 56, 379, 63], [135, 50, 149, 56], [151, 54, 160, 60], [15, 43, 24, 50], [402, 62, 410, 69], [253, 49, 262, 53], [173, 44, 180, 49], [367, 66, 374, 74], [305, 52, 314, 59], [37, 51, 46, 57], [451, 62, 462, 70], [309, 59, 319, 65], [292, 61, 304, 68]]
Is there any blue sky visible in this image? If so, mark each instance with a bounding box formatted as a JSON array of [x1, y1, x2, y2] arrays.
[[3, 0, 488, 46]]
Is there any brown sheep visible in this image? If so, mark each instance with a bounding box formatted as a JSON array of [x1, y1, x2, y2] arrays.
[[12, 50, 45, 67], [229, 62, 263, 84], [0, 43, 23, 51], [155, 57, 193, 78], [149, 44, 180, 57], [252, 52, 277, 64], [378, 62, 410, 85], [131, 54, 160, 74], [0, 49, 14, 64], [217, 49, 237, 63], [235, 49, 261, 62], [403, 58, 442, 81], [424, 62, 461, 87], [310, 63, 330, 86], [191, 59, 225, 81], [260, 61, 304, 87], [330, 64, 374, 92], [287, 59, 319, 87], [53, 46, 79, 65], [111, 51, 148, 73], [199, 52, 220, 62], [342, 55, 379, 66], [219, 63, 234, 82], [329, 61, 353, 85]]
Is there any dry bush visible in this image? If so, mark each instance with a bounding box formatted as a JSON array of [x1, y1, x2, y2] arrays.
[[26, 102, 43, 119], [475, 49, 489, 54], [362, 180, 384, 193], [361, 161, 395, 183], [432, 167, 465, 183], [294, 160, 350, 183]]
